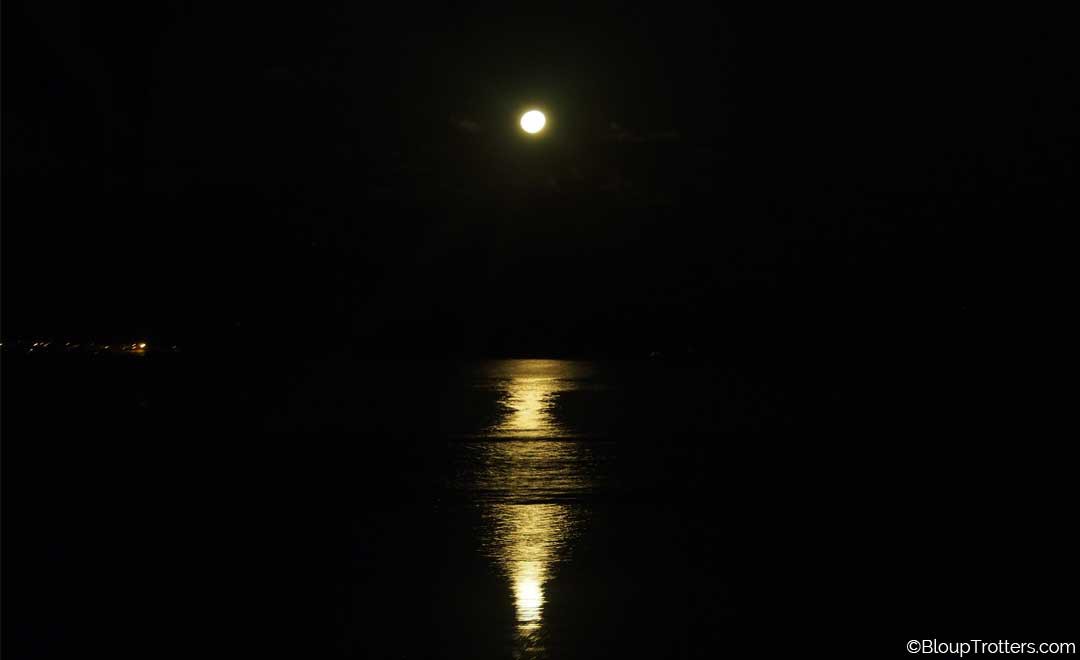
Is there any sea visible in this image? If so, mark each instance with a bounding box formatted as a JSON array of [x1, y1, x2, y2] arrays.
[[4, 354, 1073, 658]]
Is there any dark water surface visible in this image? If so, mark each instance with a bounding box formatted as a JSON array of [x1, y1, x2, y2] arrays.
[[6, 358, 743, 658], [287, 360, 737, 658], [5, 355, 1075, 657]]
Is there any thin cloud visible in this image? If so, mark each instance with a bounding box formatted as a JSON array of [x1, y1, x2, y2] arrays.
[[451, 117, 482, 133]]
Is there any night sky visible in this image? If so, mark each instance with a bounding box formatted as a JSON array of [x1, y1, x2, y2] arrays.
[[4, 4, 1076, 357]]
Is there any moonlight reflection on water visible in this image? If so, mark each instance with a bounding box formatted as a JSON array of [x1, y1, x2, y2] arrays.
[[469, 360, 599, 656], [481, 359, 596, 439], [486, 501, 576, 642]]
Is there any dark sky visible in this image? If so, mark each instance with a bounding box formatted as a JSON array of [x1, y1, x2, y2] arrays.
[[3, 4, 1076, 356]]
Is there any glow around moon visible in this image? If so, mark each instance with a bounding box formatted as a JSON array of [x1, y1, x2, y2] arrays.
[[520, 110, 546, 134]]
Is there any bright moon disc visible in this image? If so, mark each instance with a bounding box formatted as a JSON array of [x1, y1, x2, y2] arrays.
[[520, 110, 546, 134]]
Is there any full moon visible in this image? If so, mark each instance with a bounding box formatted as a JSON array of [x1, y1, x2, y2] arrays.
[[520, 110, 546, 134]]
